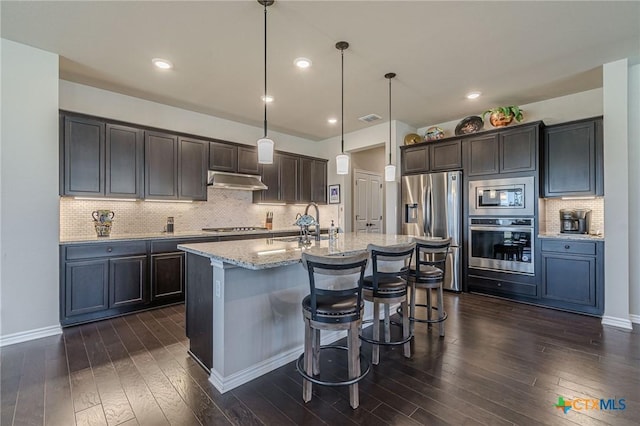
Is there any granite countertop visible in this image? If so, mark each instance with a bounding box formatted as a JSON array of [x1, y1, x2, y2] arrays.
[[538, 232, 605, 241], [178, 232, 416, 270], [59, 227, 312, 245]]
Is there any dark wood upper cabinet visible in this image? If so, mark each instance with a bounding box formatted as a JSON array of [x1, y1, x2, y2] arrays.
[[279, 154, 299, 203], [255, 153, 326, 204], [299, 157, 313, 202], [238, 146, 260, 175], [402, 145, 430, 175], [311, 159, 328, 203], [62, 115, 105, 196], [466, 134, 500, 176], [543, 117, 603, 197], [178, 137, 208, 201], [254, 156, 280, 202], [209, 141, 237, 172], [500, 125, 537, 173], [430, 140, 462, 171], [145, 131, 178, 199], [105, 124, 144, 198]]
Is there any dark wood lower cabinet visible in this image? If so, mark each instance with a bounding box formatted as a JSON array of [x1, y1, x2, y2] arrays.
[[151, 252, 185, 301], [65, 259, 109, 317], [109, 255, 147, 308]]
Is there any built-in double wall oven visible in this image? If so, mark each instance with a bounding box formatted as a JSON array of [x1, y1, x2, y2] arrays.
[[468, 176, 535, 275]]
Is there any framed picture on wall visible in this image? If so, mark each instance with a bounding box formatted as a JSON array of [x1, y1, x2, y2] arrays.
[[328, 184, 340, 204]]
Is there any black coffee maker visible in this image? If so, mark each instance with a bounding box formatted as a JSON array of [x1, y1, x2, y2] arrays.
[[559, 209, 591, 234]]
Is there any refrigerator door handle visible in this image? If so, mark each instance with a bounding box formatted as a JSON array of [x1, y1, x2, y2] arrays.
[[424, 182, 432, 236]]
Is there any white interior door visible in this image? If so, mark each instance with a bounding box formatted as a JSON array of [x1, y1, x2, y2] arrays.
[[353, 170, 383, 233]]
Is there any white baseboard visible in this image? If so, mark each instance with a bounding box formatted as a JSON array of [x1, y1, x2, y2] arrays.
[[208, 329, 347, 393], [629, 314, 640, 325], [601, 315, 634, 331], [0, 325, 62, 347]]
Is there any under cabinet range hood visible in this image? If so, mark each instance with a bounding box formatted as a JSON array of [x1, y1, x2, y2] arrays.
[[207, 170, 268, 191]]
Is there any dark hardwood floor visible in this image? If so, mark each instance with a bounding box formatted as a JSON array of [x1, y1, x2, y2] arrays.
[[1, 293, 638, 425]]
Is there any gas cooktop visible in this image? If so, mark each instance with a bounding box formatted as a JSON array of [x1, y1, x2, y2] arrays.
[[201, 227, 269, 232]]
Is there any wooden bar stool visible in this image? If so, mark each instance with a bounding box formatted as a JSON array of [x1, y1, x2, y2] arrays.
[[410, 237, 451, 337], [360, 242, 415, 365], [296, 252, 370, 409]]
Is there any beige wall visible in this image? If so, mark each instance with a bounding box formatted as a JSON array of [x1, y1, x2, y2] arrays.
[[351, 145, 385, 174]]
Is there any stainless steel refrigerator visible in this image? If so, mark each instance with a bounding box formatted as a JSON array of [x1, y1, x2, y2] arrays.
[[401, 171, 462, 291]]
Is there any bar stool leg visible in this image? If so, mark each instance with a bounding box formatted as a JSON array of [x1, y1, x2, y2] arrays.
[[312, 328, 320, 375], [372, 302, 380, 365], [383, 304, 391, 343], [437, 285, 445, 337], [409, 280, 416, 334], [303, 319, 313, 402], [347, 322, 360, 409], [401, 298, 411, 358], [426, 288, 433, 326]]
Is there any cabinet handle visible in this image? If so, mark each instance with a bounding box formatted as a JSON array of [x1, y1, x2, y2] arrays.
[[107, 247, 113, 252], [564, 245, 570, 250]]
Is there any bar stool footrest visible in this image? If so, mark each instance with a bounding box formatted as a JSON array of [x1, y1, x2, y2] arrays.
[[359, 320, 413, 346], [397, 305, 448, 324], [296, 345, 371, 387]]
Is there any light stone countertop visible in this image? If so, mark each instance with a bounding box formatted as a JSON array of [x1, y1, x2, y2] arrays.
[[59, 227, 311, 245], [178, 232, 416, 270], [538, 232, 605, 241]]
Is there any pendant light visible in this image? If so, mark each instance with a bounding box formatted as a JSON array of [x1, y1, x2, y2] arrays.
[[384, 72, 396, 182], [257, 0, 274, 164], [335, 41, 350, 175]]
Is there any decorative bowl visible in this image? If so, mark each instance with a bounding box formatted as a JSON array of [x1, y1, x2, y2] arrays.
[[424, 126, 445, 141]]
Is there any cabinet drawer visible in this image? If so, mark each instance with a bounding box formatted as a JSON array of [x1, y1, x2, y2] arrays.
[[66, 241, 147, 260], [468, 274, 538, 297], [541, 240, 596, 255]]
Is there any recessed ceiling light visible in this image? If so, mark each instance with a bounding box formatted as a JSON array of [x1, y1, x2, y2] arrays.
[[152, 58, 173, 70], [327, 118, 337, 124], [466, 91, 481, 100], [261, 95, 274, 103], [294, 57, 312, 69]]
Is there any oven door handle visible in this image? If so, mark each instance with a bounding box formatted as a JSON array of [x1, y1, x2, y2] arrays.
[[470, 226, 534, 232]]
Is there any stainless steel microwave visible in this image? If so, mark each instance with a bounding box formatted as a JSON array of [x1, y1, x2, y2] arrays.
[[469, 176, 535, 216]]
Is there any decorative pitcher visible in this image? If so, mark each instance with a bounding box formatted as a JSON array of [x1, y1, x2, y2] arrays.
[[92, 210, 115, 224]]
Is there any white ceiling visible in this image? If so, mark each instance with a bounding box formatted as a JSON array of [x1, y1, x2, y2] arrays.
[[2, 1, 639, 141]]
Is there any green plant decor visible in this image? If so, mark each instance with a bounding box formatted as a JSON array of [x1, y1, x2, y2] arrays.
[[482, 106, 524, 122]]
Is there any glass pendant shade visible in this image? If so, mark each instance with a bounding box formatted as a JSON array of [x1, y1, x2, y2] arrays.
[[257, 138, 274, 164], [336, 153, 349, 175], [384, 164, 396, 182]]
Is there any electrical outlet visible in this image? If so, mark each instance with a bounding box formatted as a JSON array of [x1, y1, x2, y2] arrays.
[[215, 280, 221, 298]]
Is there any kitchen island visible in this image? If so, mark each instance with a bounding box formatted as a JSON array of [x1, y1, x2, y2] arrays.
[[178, 232, 414, 393]]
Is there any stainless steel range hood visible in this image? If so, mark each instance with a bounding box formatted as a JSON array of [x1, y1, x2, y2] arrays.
[[207, 170, 268, 191]]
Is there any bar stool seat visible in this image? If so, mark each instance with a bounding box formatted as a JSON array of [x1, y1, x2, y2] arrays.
[[408, 237, 451, 337], [359, 242, 415, 365], [296, 252, 370, 409]]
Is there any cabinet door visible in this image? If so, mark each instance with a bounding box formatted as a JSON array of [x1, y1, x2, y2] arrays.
[[466, 134, 499, 176], [109, 255, 147, 308], [238, 146, 260, 175], [279, 154, 299, 203], [254, 156, 280, 202], [311, 160, 328, 204], [542, 254, 596, 307], [209, 141, 237, 172], [65, 259, 109, 316], [430, 140, 462, 171], [145, 131, 178, 199], [401, 145, 429, 175], [105, 124, 144, 198], [151, 252, 185, 301], [63, 115, 105, 196], [178, 137, 208, 200], [544, 120, 597, 197], [500, 125, 537, 173], [298, 158, 313, 203]]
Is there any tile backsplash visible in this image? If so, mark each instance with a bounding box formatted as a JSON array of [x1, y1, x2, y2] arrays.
[[60, 186, 340, 238], [542, 198, 604, 235]]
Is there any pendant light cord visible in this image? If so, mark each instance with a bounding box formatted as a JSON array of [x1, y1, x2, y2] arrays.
[[263, 2, 268, 138], [388, 76, 392, 165], [341, 48, 344, 154]]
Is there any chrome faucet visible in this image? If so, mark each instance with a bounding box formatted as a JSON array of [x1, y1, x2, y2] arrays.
[[304, 202, 321, 241]]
